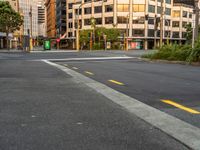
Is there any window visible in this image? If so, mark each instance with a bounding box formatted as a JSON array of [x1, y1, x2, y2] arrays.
[[189, 13, 192, 18], [172, 32, 179, 38], [133, 4, 145, 12], [173, 11, 180, 17], [75, 9, 82, 15], [84, 7, 91, 14], [117, 16, 128, 24], [105, 17, 113, 24], [172, 21, 179, 27], [165, 19, 170, 26], [68, 3, 73, 9], [148, 29, 154, 37], [165, 8, 171, 15], [95, 18, 102, 24], [68, 22, 73, 28], [105, 5, 113, 12], [94, 6, 102, 13], [68, 13, 72, 19], [165, 0, 171, 4], [157, 6, 161, 14], [182, 11, 187, 18], [182, 22, 187, 28], [148, 18, 154, 24], [148, 5, 155, 13], [133, 17, 145, 24], [132, 29, 144, 36], [84, 19, 91, 25], [68, 32, 72, 37], [164, 31, 170, 37], [117, 4, 129, 12]]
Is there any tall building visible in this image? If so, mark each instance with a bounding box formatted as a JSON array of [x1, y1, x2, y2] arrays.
[[45, 0, 56, 38], [66, 0, 195, 49], [38, 0, 46, 37], [56, 0, 66, 37], [19, 0, 38, 38]]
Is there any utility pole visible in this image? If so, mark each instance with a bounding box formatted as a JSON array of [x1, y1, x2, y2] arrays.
[[159, 0, 164, 47], [194, 0, 199, 41]]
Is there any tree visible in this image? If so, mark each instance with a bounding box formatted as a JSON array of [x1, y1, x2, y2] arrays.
[[0, 1, 23, 49], [185, 23, 200, 44]]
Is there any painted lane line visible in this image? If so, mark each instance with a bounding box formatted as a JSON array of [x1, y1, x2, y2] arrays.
[[45, 56, 133, 62], [72, 67, 78, 70], [108, 80, 124, 85], [162, 100, 200, 114], [85, 71, 94, 75], [43, 60, 200, 150]]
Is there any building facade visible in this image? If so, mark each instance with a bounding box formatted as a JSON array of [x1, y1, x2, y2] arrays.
[[38, 0, 46, 37], [19, 0, 38, 38], [45, 0, 56, 38], [66, 0, 195, 49], [56, 0, 67, 37]]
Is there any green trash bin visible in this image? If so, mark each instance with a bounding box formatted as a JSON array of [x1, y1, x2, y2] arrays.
[[44, 40, 51, 50]]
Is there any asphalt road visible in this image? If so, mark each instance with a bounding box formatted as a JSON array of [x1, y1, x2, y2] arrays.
[[0, 51, 197, 149], [55, 57, 200, 128]]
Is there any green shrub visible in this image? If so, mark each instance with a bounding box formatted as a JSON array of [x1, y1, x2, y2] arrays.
[[142, 44, 193, 62], [92, 43, 101, 50]]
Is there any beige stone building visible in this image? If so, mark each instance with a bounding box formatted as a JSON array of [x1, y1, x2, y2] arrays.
[[66, 0, 195, 49]]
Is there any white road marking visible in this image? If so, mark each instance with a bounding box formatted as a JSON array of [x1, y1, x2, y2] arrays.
[[44, 56, 133, 62], [43, 59, 200, 150]]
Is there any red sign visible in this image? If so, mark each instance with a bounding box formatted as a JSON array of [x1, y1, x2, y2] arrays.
[[56, 38, 60, 43]]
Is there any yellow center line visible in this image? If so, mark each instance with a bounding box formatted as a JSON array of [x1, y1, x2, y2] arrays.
[[72, 67, 78, 70], [85, 71, 94, 75], [162, 99, 200, 114], [108, 80, 124, 85]]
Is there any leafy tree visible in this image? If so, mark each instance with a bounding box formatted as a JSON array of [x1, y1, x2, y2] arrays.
[[80, 29, 92, 49], [185, 23, 192, 43], [104, 28, 120, 42], [0, 1, 23, 49], [185, 23, 200, 44]]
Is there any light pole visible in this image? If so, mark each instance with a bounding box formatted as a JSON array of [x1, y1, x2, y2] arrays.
[[194, 0, 199, 41], [160, 0, 164, 47]]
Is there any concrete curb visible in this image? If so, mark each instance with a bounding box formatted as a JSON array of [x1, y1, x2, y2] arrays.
[[140, 58, 200, 66], [44, 59, 200, 150]]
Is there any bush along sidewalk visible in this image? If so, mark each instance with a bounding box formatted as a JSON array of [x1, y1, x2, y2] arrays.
[[142, 41, 200, 63]]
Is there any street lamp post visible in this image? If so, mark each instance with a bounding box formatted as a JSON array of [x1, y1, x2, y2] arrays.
[[194, 0, 199, 41]]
